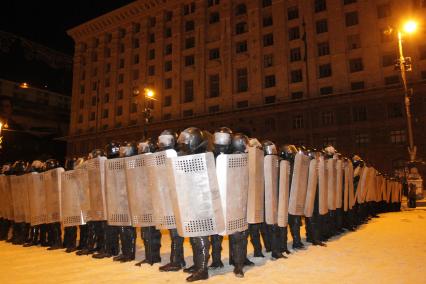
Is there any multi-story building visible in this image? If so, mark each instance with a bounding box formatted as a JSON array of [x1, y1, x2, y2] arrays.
[[67, 0, 426, 175]]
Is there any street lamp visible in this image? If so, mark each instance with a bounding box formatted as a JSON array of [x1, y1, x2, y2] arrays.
[[132, 86, 155, 138]]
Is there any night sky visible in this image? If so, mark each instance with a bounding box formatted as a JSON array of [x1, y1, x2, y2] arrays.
[[0, 0, 135, 55]]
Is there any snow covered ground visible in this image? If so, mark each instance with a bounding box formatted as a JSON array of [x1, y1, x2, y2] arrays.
[[1, 209, 425, 284]]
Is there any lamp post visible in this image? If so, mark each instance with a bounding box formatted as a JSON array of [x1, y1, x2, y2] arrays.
[[132, 86, 155, 138]]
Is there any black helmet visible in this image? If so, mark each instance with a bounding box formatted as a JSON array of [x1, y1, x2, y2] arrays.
[[89, 149, 105, 159], [105, 141, 120, 159], [231, 133, 249, 154], [137, 138, 156, 154], [214, 127, 233, 146], [119, 141, 137, 157], [45, 159, 60, 170], [177, 127, 205, 155], [12, 160, 28, 175], [158, 129, 177, 150], [352, 154, 362, 167], [262, 140, 277, 155], [64, 158, 77, 171], [279, 144, 297, 160]]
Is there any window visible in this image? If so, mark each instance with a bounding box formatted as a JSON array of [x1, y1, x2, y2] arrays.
[[235, 3, 247, 15], [290, 69, 303, 83], [351, 81, 365, 90], [236, 68, 248, 92], [148, 17, 156, 27], [117, 90, 123, 100], [236, 22, 248, 34], [288, 6, 299, 20], [148, 65, 155, 76], [164, 95, 172, 107], [183, 109, 194, 117], [236, 41, 248, 53], [130, 103, 137, 113], [105, 34, 112, 43], [106, 63, 111, 73], [314, 0, 327, 12], [133, 23, 141, 33], [185, 37, 195, 49], [183, 2, 196, 15], [185, 20, 195, 32], [116, 106, 123, 116], [320, 86, 333, 95], [262, 0, 272, 7], [209, 105, 220, 113], [90, 112, 95, 121], [132, 70, 139, 80], [148, 49, 155, 60], [165, 44, 172, 55], [344, 0, 357, 4], [390, 130, 406, 144], [103, 93, 109, 103], [382, 53, 396, 67], [345, 11, 359, 26], [289, 48, 301, 62], [349, 58, 363, 72], [289, 27, 300, 40], [209, 74, 220, 98], [263, 16, 273, 27], [165, 27, 172, 38], [385, 75, 399, 85], [132, 38, 140, 48], [319, 63, 332, 78], [355, 133, 369, 146], [291, 91, 303, 100], [184, 80, 194, 102], [119, 58, 125, 69], [184, 55, 195, 66], [80, 85, 85, 94], [91, 51, 98, 62], [263, 33, 274, 46], [318, 42, 330, 56], [321, 111, 334, 126], [388, 103, 403, 118], [352, 106, 367, 122], [78, 115, 83, 123], [207, 0, 220, 7], [264, 95, 276, 104], [237, 100, 248, 109], [165, 78, 172, 89], [165, 61, 172, 72], [209, 48, 220, 60], [377, 3, 391, 18], [148, 34, 155, 43], [165, 11, 173, 21], [133, 54, 139, 64], [79, 99, 84, 108], [264, 75, 276, 88], [209, 12, 220, 24], [119, 43, 125, 53], [264, 54, 274, 67], [316, 19, 328, 34], [347, 34, 361, 50], [292, 114, 304, 129], [104, 48, 111, 58], [118, 74, 124, 84]]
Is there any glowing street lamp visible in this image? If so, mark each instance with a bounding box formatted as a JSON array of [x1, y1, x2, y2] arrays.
[[403, 20, 417, 34], [19, 82, 29, 89]]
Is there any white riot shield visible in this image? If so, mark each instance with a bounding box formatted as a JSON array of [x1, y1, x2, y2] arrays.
[[125, 154, 155, 227], [44, 168, 64, 223], [357, 167, 368, 204], [27, 172, 48, 225], [247, 147, 265, 224], [264, 155, 279, 225], [10, 175, 26, 222], [3, 176, 14, 220], [304, 159, 318, 218], [335, 160, 343, 209], [0, 175, 5, 218], [327, 159, 336, 210], [147, 149, 177, 229], [75, 165, 91, 222], [344, 161, 354, 211], [318, 157, 328, 215], [288, 153, 310, 216], [168, 152, 225, 237], [385, 180, 392, 203], [22, 174, 31, 223], [105, 158, 132, 226], [87, 157, 107, 221], [278, 160, 290, 226], [61, 170, 86, 227], [380, 177, 386, 202], [216, 153, 249, 235], [347, 163, 355, 209]]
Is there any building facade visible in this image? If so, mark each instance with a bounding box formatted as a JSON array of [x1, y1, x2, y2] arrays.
[[67, 0, 426, 175]]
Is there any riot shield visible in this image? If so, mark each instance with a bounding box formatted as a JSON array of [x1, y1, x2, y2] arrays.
[[0, 175, 5, 219], [264, 155, 279, 225], [335, 159, 343, 209], [10, 175, 26, 222], [327, 159, 336, 210], [304, 159, 318, 218], [278, 160, 290, 226], [216, 153, 248, 235], [146, 149, 178, 230], [318, 157, 328, 215], [125, 153, 155, 227], [44, 168, 64, 223], [22, 174, 31, 223], [86, 157, 107, 221], [105, 158, 132, 226], [167, 152, 225, 238], [61, 170, 86, 227], [27, 172, 48, 225], [356, 167, 367, 204], [288, 153, 310, 216], [247, 147, 265, 224], [347, 162, 355, 209], [343, 161, 352, 211], [380, 176, 386, 202]]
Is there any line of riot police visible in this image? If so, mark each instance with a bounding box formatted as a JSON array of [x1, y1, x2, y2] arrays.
[[0, 126, 403, 282]]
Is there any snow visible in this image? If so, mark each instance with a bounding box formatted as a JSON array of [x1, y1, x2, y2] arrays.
[[0, 209, 425, 284]]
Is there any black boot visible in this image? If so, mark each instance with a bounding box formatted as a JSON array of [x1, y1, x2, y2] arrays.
[[24, 225, 39, 247], [113, 226, 127, 261], [311, 214, 326, 247], [279, 226, 291, 254], [39, 224, 49, 246], [136, 226, 162, 266], [93, 224, 119, 259], [260, 222, 271, 252], [160, 229, 185, 271], [77, 222, 96, 255], [183, 238, 197, 274], [76, 224, 88, 250], [119, 226, 136, 262], [249, 224, 264, 257], [289, 215, 304, 249], [48, 222, 62, 250], [269, 225, 285, 259], [186, 236, 210, 282], [64, 226, 77, 253], [209, 234, 224, 269]]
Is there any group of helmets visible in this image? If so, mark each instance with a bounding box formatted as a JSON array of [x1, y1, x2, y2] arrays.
[[0, 158, 61, 176]]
